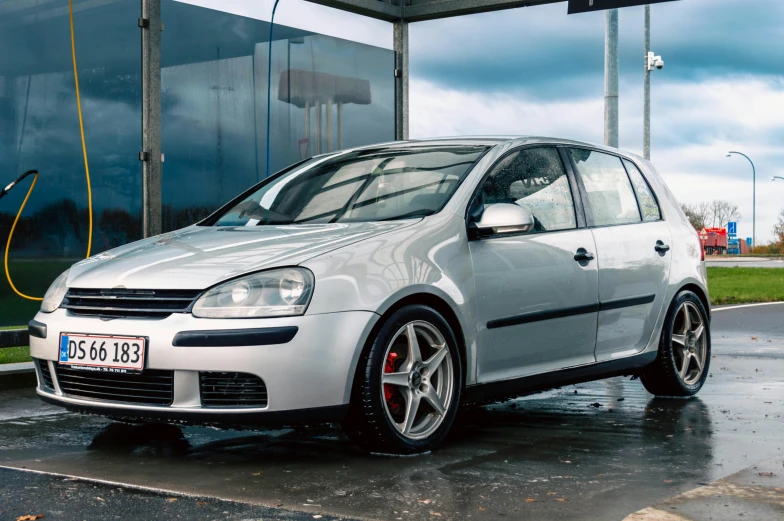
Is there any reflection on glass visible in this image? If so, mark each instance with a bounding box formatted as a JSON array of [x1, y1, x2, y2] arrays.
[[477, 147, 577, 232], [570, 149, 642, 227], [623, 159, 661, 222], [0, 0, 142, 325], [0, 0, 395, 325], [209, 147, 488, 226], [161, 1, 395, 232]]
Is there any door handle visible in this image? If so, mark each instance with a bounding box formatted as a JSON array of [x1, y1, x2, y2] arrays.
[[574, 249, 595, 262], [655, 241, 670, 253]]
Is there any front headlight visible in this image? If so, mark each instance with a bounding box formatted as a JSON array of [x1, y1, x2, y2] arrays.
[[192, 268, 314, 319], [40, 269, 70, 313]]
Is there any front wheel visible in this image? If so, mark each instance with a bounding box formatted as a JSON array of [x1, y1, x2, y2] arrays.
[[641, 290, 711, 397], [343, 305, 463, 454]]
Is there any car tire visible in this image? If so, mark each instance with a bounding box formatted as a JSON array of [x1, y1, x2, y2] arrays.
[[641, 290, 711, 397], [342, 304, 463, 454]]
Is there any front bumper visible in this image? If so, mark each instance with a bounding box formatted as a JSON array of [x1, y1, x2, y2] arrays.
[[31, 309, 379, 423]]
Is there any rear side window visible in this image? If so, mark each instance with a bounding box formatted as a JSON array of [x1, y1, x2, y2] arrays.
[[569, 149, 641, 227], [477, 147, 577, 232], [623, 159, 661, 221]]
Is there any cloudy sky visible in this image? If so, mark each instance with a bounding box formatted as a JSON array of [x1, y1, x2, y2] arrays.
[[195, 0, 784, 242]]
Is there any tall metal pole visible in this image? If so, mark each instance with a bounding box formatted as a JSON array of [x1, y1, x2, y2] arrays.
[[643, 5, 651, 160], [604, 9, 619, 148], [393, 19, 409, 141], [728, 151, 756, 249], [265, 0, 281, 177], [141, 0, 162, 237]]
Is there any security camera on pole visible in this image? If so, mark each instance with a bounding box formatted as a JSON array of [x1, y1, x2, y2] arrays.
[[643, 4, 664, 160]]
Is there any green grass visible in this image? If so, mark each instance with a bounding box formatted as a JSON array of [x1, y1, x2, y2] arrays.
[[0, 346, 31, 364], [1, 325, 31, 364], [707, 267, 784, 306]]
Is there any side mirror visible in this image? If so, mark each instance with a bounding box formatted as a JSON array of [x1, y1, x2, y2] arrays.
[[470, 203, 535, 238]]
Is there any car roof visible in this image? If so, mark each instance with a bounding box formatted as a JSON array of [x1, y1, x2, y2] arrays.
[[339, 136, 644, 162]]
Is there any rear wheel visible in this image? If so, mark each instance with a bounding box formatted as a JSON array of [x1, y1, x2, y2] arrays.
[[343, 305, 462, 454], [641, 290, 710, 397]]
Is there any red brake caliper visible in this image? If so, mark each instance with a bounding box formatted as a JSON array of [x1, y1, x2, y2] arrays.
[[383, 352, 403, 414]]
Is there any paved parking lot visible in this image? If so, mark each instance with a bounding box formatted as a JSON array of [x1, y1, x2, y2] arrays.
[[1, 303, 782, 521]]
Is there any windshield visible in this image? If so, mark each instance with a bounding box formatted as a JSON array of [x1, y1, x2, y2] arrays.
[[208, 146, 488, 226]]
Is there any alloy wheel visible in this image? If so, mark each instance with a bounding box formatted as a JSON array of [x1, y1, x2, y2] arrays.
[[671, 301, 707, 386], [380, 321, 455, 440]]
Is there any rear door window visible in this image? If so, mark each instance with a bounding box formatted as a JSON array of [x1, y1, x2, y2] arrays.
[[623, 159, 661, 221], [568, 149, 641, 227]]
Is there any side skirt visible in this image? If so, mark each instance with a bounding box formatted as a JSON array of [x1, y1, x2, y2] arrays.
[[463, 350, 657, 406]]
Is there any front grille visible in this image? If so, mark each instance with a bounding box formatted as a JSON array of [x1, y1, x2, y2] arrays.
[[62, 288, 202, 318], [200, 372, 268, 408], [55, 365, 174, 405], [36, 359, 54, 390]]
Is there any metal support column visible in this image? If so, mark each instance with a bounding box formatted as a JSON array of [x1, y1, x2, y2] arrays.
[[337, 102, 343, 149], [304, 101, 310, 156], [141, 0, 162, 237], [315, 100, 321, 154], [393, 20, 409, 141], [326, 98, 333, 152], [604, 8, 619, 148], [643, 4, 651, 159]]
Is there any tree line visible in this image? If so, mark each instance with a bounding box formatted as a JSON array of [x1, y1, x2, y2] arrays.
[[0, 199, 215, 257], [681, 200, 784, 254]]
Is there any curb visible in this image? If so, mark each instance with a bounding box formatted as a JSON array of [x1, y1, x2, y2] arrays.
[[0, 362, 36, 390], [623, 460, 784, 520], [0, 361, 35, 375], [712, 301, 784, 311]]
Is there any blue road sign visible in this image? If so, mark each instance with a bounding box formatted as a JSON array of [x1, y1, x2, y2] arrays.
[[727, 222, 737, 235], [746, 237, 753, 246]]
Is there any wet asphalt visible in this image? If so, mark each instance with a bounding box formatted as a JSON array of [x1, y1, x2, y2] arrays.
[[0, 303, 782, 521]]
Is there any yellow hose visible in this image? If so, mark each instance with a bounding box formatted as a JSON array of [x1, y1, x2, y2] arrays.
[[4, 173, 43, 301], [3, 0, 93, 301]]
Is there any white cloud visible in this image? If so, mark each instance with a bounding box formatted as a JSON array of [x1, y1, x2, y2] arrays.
[[410, 79, 604, 141], [411, 76, 784, 243]]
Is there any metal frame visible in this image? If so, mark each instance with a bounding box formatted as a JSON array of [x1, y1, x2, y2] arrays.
[[305, 0, 562, 22], [141, 0, 162, 237], [0, 329, 27, 349]]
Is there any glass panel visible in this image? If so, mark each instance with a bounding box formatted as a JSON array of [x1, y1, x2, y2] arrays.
[[160, 1, 395, 232], [210, 146, 487, 226], [569, 149, 642, 227], [478, 148, 576, 232], [623, 159, 661, 222], [0, 0, 142, 326]]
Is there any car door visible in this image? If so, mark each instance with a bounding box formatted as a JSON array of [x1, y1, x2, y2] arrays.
[[469, 147, 600, 384], [567, 149, 672, 362]]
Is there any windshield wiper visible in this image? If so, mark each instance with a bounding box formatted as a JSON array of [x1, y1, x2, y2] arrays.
[[377, 209, 434, 221]]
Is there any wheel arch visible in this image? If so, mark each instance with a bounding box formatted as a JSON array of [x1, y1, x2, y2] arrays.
[[678, 283, 711, 320], [347, 291, 470, 403]]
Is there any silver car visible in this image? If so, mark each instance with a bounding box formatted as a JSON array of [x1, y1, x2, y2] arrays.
[[29, 137, 711, 454]]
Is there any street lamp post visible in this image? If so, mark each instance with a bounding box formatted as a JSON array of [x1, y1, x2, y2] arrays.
[[773, 176, 784, 182], [727, 151, 756, 249]]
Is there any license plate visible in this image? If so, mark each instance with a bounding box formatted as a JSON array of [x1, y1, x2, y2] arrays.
[[59, 333, 146, 373]]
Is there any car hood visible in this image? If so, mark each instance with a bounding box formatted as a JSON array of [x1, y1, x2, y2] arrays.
[[67, 222, 413, 290]]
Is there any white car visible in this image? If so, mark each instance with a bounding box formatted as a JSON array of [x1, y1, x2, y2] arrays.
[[30, 137, 711, 453]]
